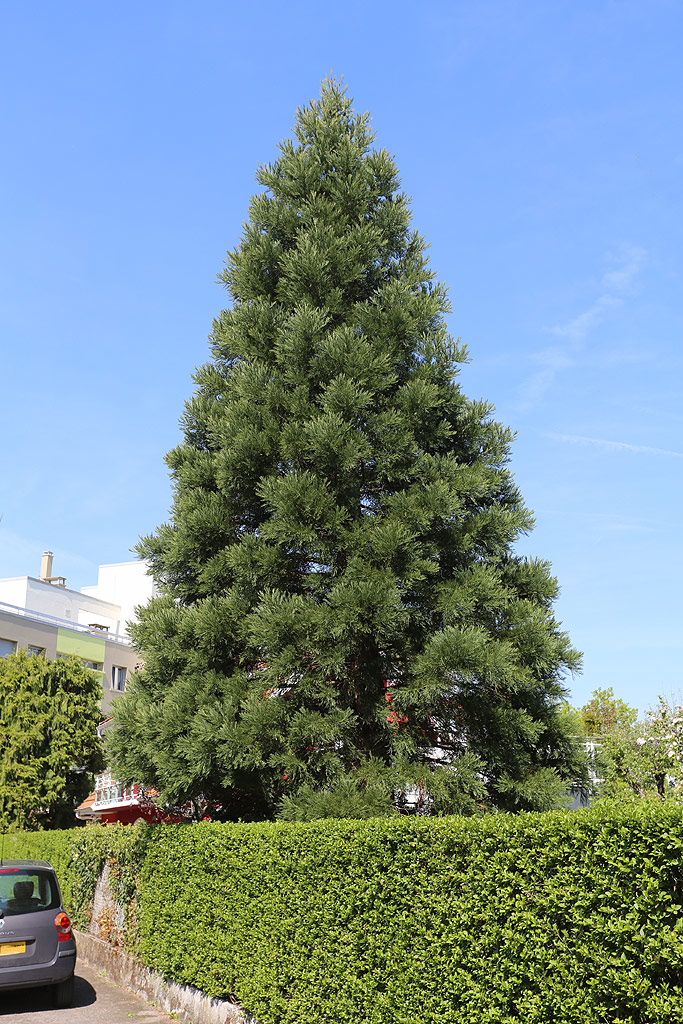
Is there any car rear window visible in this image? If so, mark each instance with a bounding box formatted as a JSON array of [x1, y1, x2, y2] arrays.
[[0, 869, 60, 916]]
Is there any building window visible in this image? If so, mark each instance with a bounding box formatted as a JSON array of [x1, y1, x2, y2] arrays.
[[82, 659, 103, 672], [111, 666, 127, 691], [0, 638, 17, 659], [27, 645, 45, 657]]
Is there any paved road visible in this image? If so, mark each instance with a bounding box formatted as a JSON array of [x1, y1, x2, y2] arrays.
[[1, 963, 174, 1023]]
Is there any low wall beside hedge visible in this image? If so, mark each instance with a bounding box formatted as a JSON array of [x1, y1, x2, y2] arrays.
[[5, 803, 683, 1024]]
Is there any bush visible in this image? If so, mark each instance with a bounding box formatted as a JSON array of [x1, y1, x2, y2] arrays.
[[5, 804, 683, 1023]]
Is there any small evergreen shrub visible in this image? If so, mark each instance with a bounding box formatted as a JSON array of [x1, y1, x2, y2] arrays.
[[5, 804, 683, 1024]]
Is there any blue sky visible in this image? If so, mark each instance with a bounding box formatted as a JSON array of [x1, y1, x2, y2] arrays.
[[1, 1, 681, 713]]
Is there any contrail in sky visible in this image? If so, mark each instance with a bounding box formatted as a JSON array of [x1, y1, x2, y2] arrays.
[[548, 433, 683, 458]]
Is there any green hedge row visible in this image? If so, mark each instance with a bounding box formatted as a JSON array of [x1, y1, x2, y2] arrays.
[[5, 804, 683, 1024]]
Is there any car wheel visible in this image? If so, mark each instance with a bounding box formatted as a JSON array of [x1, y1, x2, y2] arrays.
[[53, 974, 75, 1008]]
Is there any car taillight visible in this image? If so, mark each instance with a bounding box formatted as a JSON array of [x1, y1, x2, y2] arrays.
[[54, 912, 72, 942]]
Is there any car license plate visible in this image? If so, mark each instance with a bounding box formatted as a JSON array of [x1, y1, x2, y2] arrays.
[[0, 942, 26, 955]]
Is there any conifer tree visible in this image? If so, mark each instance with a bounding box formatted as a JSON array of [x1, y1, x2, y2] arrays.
[[0, 652, 104, 830], [110, 79, 588, 819]]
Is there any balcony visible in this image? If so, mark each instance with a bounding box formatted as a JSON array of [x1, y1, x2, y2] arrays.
[[93, 772, 140, 812], [0, 600, 131, 645]]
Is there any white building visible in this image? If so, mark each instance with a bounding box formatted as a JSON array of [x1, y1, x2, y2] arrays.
[[81, 559, 157, 637], [0, 552, 157, 713]]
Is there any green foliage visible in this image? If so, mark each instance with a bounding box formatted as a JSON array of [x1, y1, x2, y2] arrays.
[[6, 806, 683, 1023], [278, 775, 395, 820], [0, 651, 104, 830], [2, 823, 148, 950], [109, 77, 587, 818], [579, 687, 638, 737], [595, 697, 683, 804], [0, 828, 74, 902], [557, 700, 587, 738], [278, 752, 488, 820]]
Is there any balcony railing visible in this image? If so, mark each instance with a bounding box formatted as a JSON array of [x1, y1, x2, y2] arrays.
[[93, 772, 140, 810], [0, 600, 131, 645]]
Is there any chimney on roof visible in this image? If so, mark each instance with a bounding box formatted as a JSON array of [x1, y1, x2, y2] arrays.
[[40, 551, 53, 581], [40, 550, 66, 587]]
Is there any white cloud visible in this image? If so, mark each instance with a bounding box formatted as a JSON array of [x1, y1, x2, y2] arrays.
[[547, 433, 683, 459], [552, 245, 645, 343], [550, 293, 620, 343], [517, 245, 646, 409], [584, 512, 655, 534]]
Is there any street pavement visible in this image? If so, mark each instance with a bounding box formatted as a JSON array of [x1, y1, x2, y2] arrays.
[[1, 963, 174, 1023]]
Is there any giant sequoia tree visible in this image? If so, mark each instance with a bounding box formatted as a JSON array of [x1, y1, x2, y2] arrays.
[[110, 80, 587, 819]]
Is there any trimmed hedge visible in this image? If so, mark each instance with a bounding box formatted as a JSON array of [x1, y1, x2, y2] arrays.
[[5, 804, 683, 1024]]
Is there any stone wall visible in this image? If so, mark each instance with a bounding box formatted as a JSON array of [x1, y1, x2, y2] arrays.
[[78, 865, 262, 1024]]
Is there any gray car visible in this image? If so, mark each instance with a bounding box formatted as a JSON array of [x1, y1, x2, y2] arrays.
[[0, 859, 76, 1008]]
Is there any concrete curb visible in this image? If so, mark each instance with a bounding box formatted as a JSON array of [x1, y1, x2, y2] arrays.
[[74, 929, 259, 1024]]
